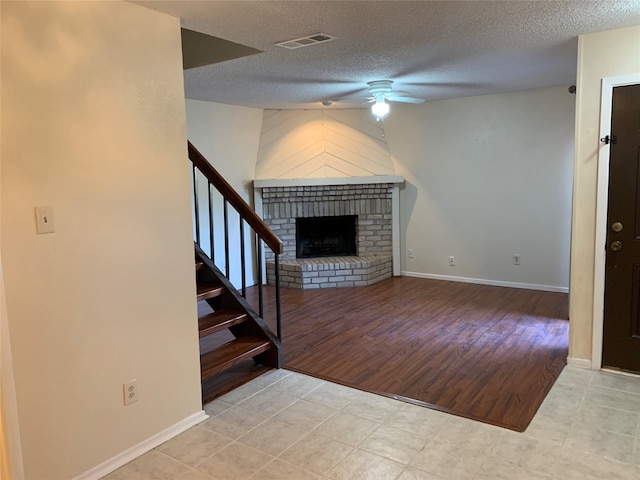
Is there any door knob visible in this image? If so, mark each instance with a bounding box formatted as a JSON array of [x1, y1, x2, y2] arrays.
[[611, 222, 623, 233], [611, 241, 623, 252]]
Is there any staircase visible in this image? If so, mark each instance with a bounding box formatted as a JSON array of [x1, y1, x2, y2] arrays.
[[189, 142, 283, 403]]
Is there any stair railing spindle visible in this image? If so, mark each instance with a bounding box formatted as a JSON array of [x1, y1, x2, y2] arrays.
[[223, 199, 230, 279], [257, 236, 264, 318], [208, 182, 214, 262], [192, 165, 200, 246], [240, 219, 246, 298], [275, 255, 282, 341]]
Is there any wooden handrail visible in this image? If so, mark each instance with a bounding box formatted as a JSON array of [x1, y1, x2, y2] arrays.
[[188, 141, 282, 254]]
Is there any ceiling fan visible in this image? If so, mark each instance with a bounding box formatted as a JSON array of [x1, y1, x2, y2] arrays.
[[332, 80, 426, 118]]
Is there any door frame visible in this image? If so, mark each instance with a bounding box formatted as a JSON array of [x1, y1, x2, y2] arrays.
[[592, 73, 640, 370]]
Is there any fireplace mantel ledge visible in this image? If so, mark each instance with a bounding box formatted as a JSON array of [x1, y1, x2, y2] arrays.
[[253, 175, 404, 189]]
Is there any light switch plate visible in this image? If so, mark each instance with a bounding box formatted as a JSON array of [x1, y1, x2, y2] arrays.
[[36, 206, 55, 234]]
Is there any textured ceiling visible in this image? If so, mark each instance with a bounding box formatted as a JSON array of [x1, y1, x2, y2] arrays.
[[134, 1, 640, 109]]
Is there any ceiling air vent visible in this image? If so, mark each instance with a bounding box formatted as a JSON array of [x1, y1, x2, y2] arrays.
[[275, 33, 337, 50]]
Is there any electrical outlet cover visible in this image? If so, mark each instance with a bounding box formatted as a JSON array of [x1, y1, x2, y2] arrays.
[[123, 379, 138, 405]]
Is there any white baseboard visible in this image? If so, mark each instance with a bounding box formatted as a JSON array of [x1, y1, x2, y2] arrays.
[[72, 410, 208, 480], [566, 357, 593, 369], [401, 271, 569, 293]]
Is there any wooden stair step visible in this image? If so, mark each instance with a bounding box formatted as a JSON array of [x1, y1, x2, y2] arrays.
[[202, 361, 272, 404], [199, 310, 248, 338], [201, 337, 270, 380], [197, 282, 225, 301], [195, 262, 204, 271]]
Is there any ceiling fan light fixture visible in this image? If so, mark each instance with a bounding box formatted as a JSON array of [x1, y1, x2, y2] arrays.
[[371, 97, 390, 118]]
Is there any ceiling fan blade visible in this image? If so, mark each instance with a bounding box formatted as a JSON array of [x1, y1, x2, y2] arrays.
[[387, 94, 425, 104], [334, 96, 372, 102], [404, 80, 491, 89]]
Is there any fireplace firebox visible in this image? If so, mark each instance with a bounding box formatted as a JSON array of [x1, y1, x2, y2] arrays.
[[296, 215, 357, 258]]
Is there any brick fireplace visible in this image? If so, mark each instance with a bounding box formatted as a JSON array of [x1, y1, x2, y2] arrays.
[[254, 176, 403, 289]]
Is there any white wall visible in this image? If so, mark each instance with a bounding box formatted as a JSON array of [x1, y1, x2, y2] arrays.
[[570, 25, 640, 365], [383, 86, 575, 291], [186, 99, 264, 288], [1, 2, 202, 478]]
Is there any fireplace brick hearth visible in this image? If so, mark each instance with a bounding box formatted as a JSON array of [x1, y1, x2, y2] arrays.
[[266, 255, 392, 289]]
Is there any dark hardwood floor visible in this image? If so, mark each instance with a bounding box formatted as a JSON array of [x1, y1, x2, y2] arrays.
[[246, 276, 569, 432]]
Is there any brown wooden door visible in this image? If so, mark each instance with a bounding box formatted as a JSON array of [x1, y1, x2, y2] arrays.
[[603, 84, 640, 373]]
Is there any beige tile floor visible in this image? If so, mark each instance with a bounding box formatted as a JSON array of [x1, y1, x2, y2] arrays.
[[103, 367, 640, 479]]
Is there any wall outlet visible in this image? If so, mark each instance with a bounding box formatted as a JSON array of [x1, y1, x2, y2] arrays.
[[448, 256, 456, 266], [408, 249, 414, 258], [512, 254, 521, 265], [123, 379, 138, 405]]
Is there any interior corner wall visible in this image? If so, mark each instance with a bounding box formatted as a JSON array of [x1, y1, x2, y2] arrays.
[[1, 2, 202, 478], [1, 258, 24, 480], [383, 86, 575, 291], [185, 99, 264, 288], [570, 25, 640, 365]]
